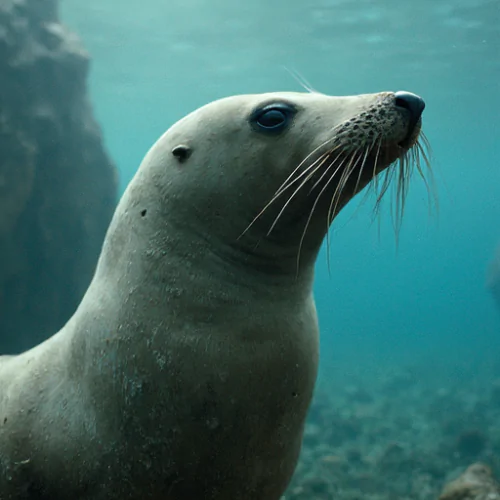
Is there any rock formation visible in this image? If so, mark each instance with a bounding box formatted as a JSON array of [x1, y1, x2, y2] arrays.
[[439, 463, 500, 500], [0, 0, 117, 353]]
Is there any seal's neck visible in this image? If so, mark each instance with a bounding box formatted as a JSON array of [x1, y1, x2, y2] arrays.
[[88, 185, 317, 321], [60, 174, 319, 413]]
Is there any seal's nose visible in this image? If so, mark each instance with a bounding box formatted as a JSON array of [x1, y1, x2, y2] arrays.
[[394, 91, 425, 122]]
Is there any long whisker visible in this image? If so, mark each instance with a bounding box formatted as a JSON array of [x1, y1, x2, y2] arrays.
[[364, 132, 436, 248], [274, 140, 341, 198], [352, 139, 377, 200], [265, 153, 333, 236], [272, 120, 351, 199], [295, 154, 351, 274], [328, 150, 361, 227], [371, 138, 383, 202], [237, 150, 329, 240], [372, 138, 384, 240], [331, 139, 380, 236], [325, 150, 361, 273], [275, 147, 335, 199], [415, 140, 438, 216], [283, 66, 321, 94], [238, 130, 347, 240], [342, 137, 381, 229], [307, 150, 345, 194], [393, 157, 408, 238]]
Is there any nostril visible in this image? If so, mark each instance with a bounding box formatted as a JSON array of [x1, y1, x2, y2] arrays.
[[394, 91, 425, 121]]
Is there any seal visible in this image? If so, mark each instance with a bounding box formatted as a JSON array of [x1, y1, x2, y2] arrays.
[[0, 90, 429, 499]]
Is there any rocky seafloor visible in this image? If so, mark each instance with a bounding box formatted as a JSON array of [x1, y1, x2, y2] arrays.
[[283, 358, 500, 500]]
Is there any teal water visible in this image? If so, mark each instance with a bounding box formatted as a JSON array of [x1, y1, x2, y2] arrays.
[[62, 0, 500, 380]]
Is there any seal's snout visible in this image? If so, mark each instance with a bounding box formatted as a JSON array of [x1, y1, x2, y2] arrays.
[[393, 91, 425, 148], [394, 91, 425, 122]]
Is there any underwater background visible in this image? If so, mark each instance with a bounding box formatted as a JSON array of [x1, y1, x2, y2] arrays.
[[57, 0, 500, 497]]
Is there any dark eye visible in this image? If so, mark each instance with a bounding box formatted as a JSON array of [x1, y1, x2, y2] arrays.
[[250, 103, 297, 134], [257, 109, 287, 128]]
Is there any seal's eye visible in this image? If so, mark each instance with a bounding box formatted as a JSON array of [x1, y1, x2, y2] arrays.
[[257, 109, 287, 129], [250, 103, 297, 134]]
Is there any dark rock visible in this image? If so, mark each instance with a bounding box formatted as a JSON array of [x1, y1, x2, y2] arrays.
[[439, 463, 500, 500], [0, 0, 117, 353]]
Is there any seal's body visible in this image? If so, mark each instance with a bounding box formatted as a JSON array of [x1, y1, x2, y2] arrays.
[[0, 91, 427, 499]]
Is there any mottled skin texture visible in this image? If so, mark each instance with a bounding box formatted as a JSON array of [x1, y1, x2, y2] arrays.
[[0, 91, 422, 499]]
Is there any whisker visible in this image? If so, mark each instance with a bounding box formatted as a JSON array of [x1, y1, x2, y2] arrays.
[[237, 150, 330, 240], [332, 138, 381, 234], [392, 157, 407, 236], [360, 138, 383, 212], [415, 141, 437, 209], [295, 154, 351, 274], [307, 150, 345, 194], [266, 153, 333, 236], [372, 139, 384, 240], [283, 66, 321, 94], [325, 150, 361, 274], [273, 119, 355, 200], [352, 139, 377, 199], [328, 150, 361, 227], [274, 140, 341, 198], [239, 127, 347, 240], [275, 148, 334, 199]]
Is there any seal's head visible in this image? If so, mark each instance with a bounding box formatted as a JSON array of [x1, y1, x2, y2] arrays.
[[123, 91, 430, 275]]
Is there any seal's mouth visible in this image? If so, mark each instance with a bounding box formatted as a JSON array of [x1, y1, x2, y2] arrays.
[[397, 116, 423, 150]]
